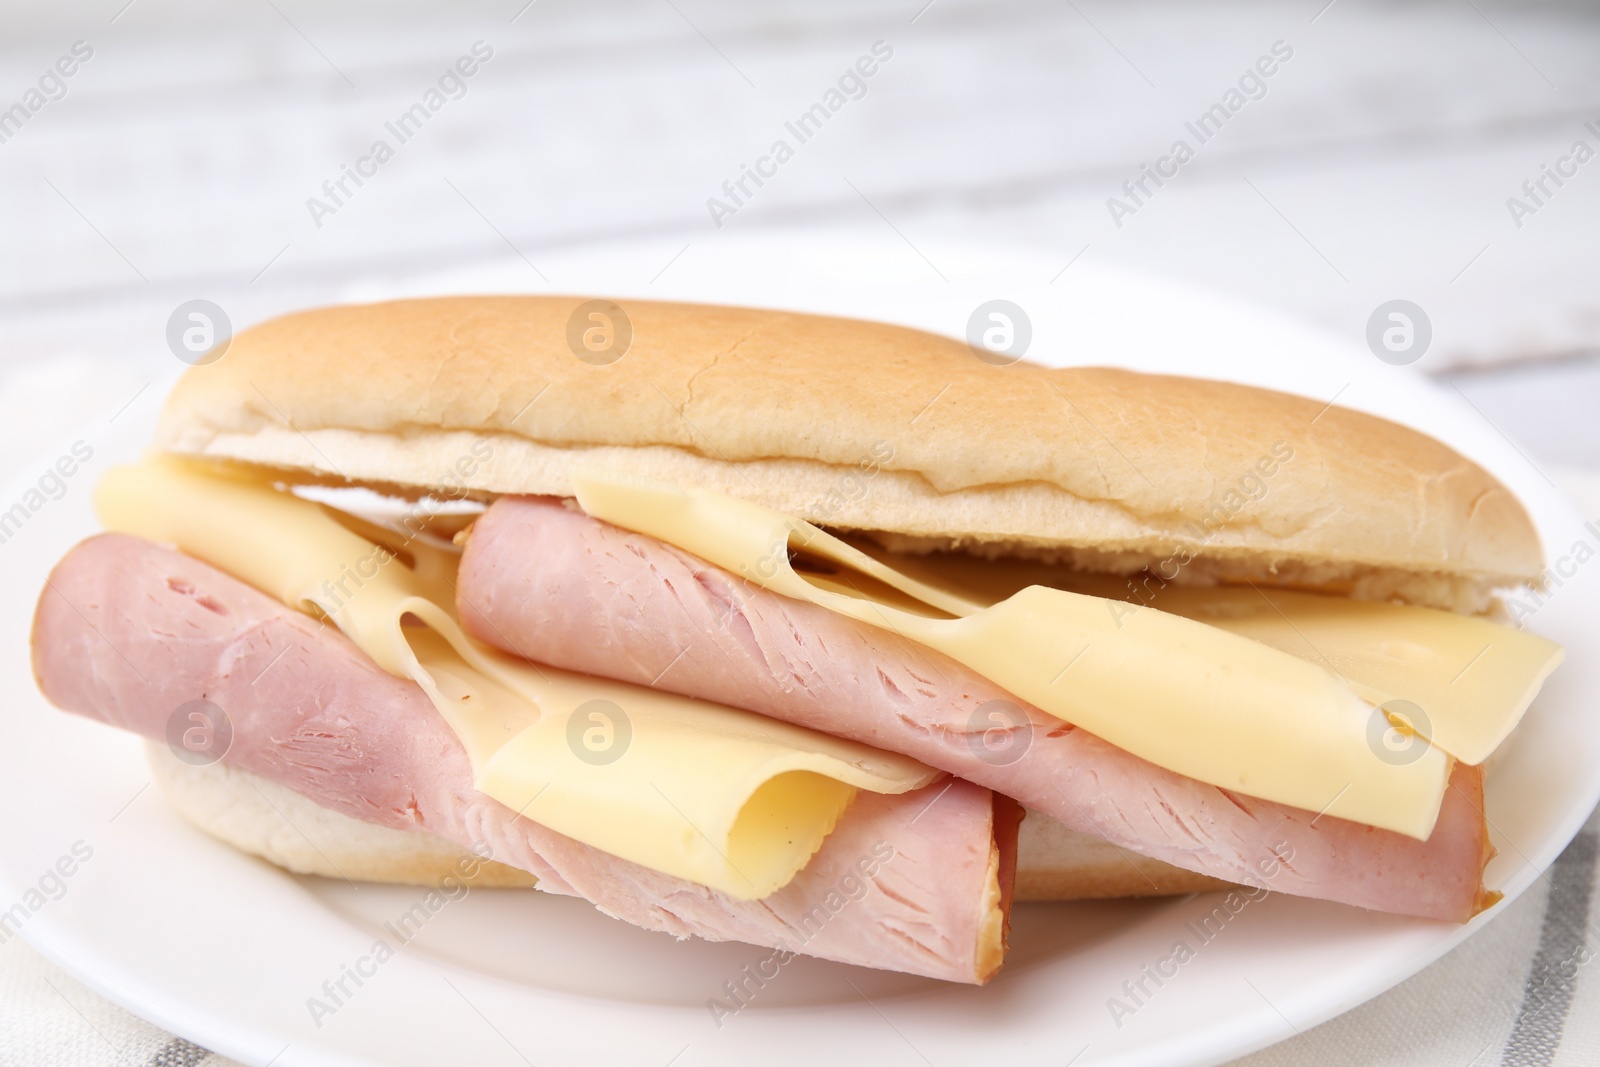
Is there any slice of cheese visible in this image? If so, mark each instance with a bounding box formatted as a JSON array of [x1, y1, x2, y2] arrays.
[[1078, 583, 1556, 767], [569, 469, 1557, 841], [94, 459, 937, 899], [837, 548, 1564, 768]]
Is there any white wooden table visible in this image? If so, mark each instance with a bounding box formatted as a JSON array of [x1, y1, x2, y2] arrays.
[[2, 2, 1597, 1064]]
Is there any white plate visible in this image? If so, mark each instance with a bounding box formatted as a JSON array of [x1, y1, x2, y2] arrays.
[[4, 231, 1597, 1067]]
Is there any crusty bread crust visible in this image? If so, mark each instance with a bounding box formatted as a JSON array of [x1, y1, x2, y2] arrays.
[[154, 297, 1542, 612], [147, 742, 1222, 901]]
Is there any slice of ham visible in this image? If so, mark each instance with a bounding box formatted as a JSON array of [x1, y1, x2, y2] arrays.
[[457, 496, 1496, 923], [32, 533, 1015, 983]]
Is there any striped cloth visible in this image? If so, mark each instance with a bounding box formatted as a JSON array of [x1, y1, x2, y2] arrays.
[[0, 941, 239, 1067]]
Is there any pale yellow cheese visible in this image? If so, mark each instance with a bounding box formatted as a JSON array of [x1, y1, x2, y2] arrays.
[[568, 469, 1554, 840], [836, 549, 1564, 768], [1143, 588, 1559, 766], [94, 459, 937, 899]]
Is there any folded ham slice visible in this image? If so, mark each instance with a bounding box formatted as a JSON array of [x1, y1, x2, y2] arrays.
[[457, 496, 1495, 923], [32, 533, 1015, 983]]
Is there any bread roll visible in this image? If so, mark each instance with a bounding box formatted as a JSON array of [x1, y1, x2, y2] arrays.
[[154, 297, 1542, 613]]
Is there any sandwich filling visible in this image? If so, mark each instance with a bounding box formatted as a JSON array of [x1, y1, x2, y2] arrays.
[[456, 493, 1514, 921], [53, 454, 1563, 926], [566, 470, 1562, 838], [93, 458, 937, 900], [33, 532, 1011, 982]]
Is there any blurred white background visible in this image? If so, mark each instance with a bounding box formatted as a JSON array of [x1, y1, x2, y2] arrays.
[[0, 0, 1596, 469]]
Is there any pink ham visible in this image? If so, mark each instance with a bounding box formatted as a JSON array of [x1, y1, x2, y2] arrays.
[[31, 533, 1015, 983], [457, 496, 1495, 923]]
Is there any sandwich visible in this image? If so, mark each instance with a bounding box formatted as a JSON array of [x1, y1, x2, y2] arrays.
[[30, 296, 1564, 985]]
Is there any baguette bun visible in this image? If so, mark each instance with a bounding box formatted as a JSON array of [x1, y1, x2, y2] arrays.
[[154, 297, 1542, 613], [146, 742, 1224, 902]]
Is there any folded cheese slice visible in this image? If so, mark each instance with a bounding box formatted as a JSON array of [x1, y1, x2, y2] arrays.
[[94, 459, 938, 899], [864, 554, 1562, 767], [570, 469, 1560, 839]]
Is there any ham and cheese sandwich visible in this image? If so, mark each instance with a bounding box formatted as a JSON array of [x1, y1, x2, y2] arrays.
[[29, 296, 1563, 982]]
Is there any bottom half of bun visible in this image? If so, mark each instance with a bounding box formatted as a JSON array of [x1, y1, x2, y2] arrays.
[[145, 742, 1229, 902]]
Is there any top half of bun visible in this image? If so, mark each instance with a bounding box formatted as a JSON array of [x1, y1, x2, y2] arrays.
[[153, 296, 1544, 613]]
